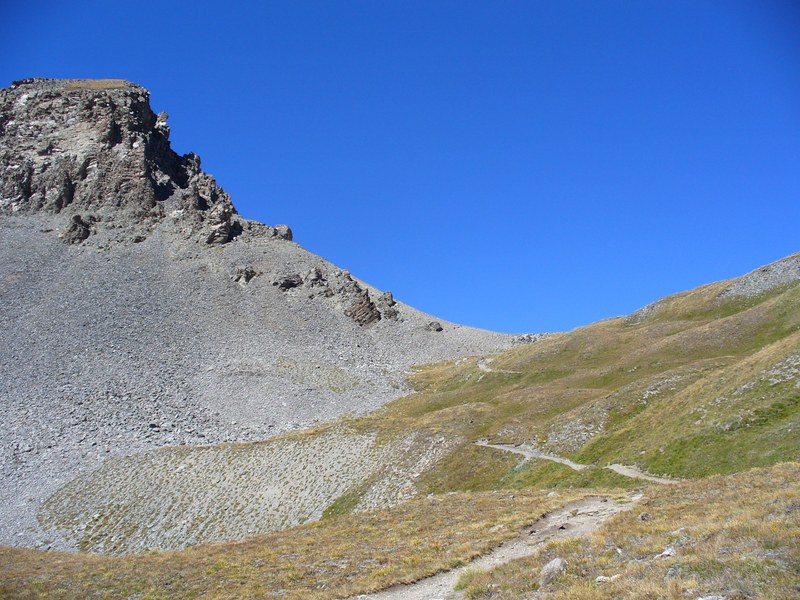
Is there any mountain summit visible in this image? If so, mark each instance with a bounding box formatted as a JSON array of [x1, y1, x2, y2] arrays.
[[2, 82, 797, 594], [1, 78, 276, 244], [0, 79, 517, 548]]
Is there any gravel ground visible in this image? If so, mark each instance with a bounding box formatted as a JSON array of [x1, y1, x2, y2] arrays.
[[0, 79, 522, 551], [719, 252, 800, 298], [0, 212, 516, 550]]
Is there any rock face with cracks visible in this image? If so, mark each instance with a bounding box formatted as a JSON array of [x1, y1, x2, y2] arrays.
[[0, 78, 520, 551]]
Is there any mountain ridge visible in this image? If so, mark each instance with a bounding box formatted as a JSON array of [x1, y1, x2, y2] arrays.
[[0, 78, 519, 549], [0, 78, 797, 599]]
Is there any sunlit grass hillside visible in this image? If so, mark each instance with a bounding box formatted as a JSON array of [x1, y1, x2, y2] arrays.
[[354, 259, 800, 494], [455, 463, 800, 600], [2, 254, 798, 598]]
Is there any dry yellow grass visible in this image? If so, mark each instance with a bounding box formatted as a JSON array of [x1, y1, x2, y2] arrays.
[[65, 79, 130, 90], [455, 463, 800, 599], [0, 489, 593, 599]]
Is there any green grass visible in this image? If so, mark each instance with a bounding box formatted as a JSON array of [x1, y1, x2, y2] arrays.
[[364, 278, 800, 491], [321, 480, 372, 520]]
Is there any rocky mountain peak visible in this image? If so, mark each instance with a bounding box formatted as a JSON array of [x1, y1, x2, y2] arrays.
[[0, 78, 288, 245]]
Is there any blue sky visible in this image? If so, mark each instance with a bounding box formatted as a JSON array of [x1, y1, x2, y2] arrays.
[[2, 1, 799, 333]]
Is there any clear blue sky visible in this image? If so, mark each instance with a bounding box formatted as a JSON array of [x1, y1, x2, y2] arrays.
[[3, 1, 799, 333]]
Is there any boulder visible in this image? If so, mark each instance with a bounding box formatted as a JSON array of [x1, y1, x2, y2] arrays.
[[656, 546, 676, 558], [377, 291, 399, 320], [538, 557, 566, 585], [274, 224, 292, 241], [345, 291, 381, 326], [303, 267, 327, 287], [233, 266, 260, 285], [205, 220, 231, 245], [60, 214, 92, 244], [273, 275, 303, 291]]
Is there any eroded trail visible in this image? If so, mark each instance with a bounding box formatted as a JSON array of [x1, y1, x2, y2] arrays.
[[476, 358, 521, 375], [477, 442, 680, 484], [346, 493, 639, 600], [476, 442, 588, 471], [606, 463, 679, 485]]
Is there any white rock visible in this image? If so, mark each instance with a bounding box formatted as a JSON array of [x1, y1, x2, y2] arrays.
[[656, 545, 677, 558], [539, 557, 567, 584]]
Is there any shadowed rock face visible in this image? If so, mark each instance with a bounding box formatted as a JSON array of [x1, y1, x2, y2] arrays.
[[0, 78, 267, 246], [0, 78, 516, 551]]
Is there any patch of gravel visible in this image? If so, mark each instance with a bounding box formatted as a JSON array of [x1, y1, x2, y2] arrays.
[[719, 253, 800, 298], [38, 427, 456, 554], [624, 299, 667, 325]]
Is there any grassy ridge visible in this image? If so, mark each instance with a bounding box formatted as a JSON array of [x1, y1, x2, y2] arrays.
[[353, 278, 800, 493]]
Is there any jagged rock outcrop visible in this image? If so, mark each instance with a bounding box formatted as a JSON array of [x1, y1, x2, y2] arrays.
[[0, 78, 248, 246], [274, 274, 304, 291], [0, 78, 410, 328], [60, 214, 93, 244], [345, 290, 382, 326], [273, 224, 292, 241], [233, 265, 260, 285], [334, 270, 383, 326], [271, 266, 396, 325], [377, 291, 399, 320]]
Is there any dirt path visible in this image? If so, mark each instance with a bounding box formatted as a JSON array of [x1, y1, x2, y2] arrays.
[[476, 442, 681, 485], [476, 358, 521, 375], [606, 463, 679, 485], [345, 493, 639, 600], [476, 441, 588, 471]]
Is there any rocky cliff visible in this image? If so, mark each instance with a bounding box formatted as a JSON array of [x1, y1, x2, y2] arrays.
[[0, 79, 520, 550], [2, 78, 254, 245]]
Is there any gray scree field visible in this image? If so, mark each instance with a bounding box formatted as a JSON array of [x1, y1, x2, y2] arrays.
[[0, 79, 525, 550]]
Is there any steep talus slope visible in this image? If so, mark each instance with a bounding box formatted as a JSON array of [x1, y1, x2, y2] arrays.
[[0, 79, 517, 549]]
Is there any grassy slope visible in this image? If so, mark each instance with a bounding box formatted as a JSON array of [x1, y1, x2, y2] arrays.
[[2, 259, 798, 597], [354, 277, 800, 493], [0, 490, 594, 599], [455, 463, 800, 600]]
